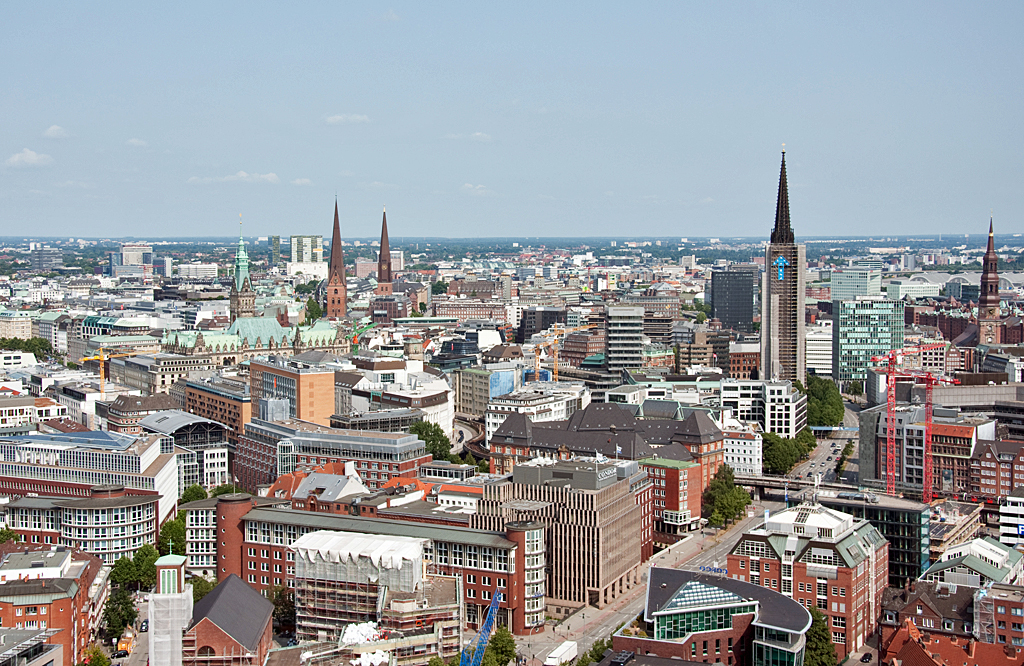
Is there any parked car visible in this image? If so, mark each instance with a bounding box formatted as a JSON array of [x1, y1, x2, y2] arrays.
[[113, 651, 129, 659], [860, 654, 872, 663], [140, 620, 149, 632]]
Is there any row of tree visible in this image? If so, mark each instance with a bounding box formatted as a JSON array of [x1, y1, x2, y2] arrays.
[[702, 466, 752, 527], [0, 336, 53, 358], [804, 375, 845, 427], [762, 428, 817, 475]]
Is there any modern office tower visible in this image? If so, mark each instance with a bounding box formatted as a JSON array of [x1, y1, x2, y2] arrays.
[[120, 242, 154, 266], [290, 234, 323, 263], [31, 246, 64, 271], [325, 201, 347, 318], [761, 152, 806, 383], [157, 257, 173, 277], [831, 296, 905, 386], [805, 321, 833, 377], [228, 230, 255, 323], [605, 306, 645, 374], [710, 264, 758, 332], [831, 268, 882, 300], [270, 235, 281, 267]]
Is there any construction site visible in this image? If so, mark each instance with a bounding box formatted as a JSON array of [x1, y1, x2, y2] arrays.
[[291, 530, 462, 666]]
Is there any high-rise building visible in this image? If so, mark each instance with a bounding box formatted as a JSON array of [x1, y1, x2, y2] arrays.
[[289, 235, 323, 263], [605, 306, 644, 374], [710, 265, 758, 332], [31, 246, 64, 271], [229, 228, 255, 323], [830, 268, 881, 300], [761, 152, 806, 382], [805, 321, 833, 377], [325, 201, 347, 318], [979, 217, 1003, 345], [270, 235, 281, 267], [831, 296, 904, 386]]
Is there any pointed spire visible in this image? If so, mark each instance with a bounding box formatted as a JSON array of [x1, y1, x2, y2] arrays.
[[328, 198, 345, 282], [770, 150, 795, 245], [980, 215, 1001, 311], [378, 206, 392, 284], [234, 214, 249, 291]]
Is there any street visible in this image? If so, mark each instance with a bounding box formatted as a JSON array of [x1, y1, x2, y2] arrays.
[[789, 401, 862, 486]]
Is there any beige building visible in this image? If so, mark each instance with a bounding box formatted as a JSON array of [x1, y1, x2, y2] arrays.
[[0, 310, 33, 339], [110, 353, 216, 395]]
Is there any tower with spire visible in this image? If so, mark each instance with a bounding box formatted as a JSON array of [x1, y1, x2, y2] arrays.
[[760, 150, 806, 382], [229, 219, 255, 323], [978, 217, 1003, 345], [325, 200, 348, 319], [375, 207, 393, 295]]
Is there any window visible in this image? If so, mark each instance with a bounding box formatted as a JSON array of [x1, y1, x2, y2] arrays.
[[467, 575, 476, 584], [1013, 608, 1024, 617], [998, 606, 1007, 614], [832, 632, 846, 645], [818, 582, 828, 597], [833, 617, 846, 628], [739, 560, 745, 569], [467, 589, 476, 599]]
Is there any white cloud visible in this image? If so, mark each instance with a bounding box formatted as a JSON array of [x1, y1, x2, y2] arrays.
[[126, 138, 148, 147], [446, 132, 492, 142], [326, 114, 370, 124], [187, 171, 280, 184], [5, 148, 53, 167], [461, 183, 494, 197], [291, 178, 312, 186], [382, 9, 400, 21], [42, 125, 69, 139]]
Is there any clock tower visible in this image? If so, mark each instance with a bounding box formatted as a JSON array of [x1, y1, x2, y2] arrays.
[[978, 217, 1002, 345]]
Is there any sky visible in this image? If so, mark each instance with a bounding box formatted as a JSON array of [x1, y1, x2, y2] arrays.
[[1, 2, 1022, 239]]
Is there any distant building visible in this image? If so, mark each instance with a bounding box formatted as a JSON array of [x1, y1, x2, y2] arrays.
[[177, 263, 218, 279], [805, 321, 832, 377], [831, 268, 881, 300], [31, 246, 64, 271], [605, 306, 644, 374], [289, 235, 323, 263]]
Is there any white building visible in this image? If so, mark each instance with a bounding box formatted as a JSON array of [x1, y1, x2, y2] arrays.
[[719, 378, 808, 439], [286, 261, 329, 281], [722, 419, 762, 475], [999, 486, 1024, 549], [922, 536, 1024, 587], [0, 351, 37, 370], [341, 357, 454, 437], [885, 280, 941, 301], [177, 263, 219, 279], [805, 321, 833, 378], [484, 381, 591, 443], [149, 554, 193, 666], [0, 310, 33, 339]]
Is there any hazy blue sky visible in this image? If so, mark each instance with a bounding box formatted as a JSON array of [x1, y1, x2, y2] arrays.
[[2, 3, 1021, 239]]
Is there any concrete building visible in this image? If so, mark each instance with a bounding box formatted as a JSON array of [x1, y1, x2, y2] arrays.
[[0, 311, 33, 339], [141, 411, 232, 488], [804, 321, 832, 377], [605, 306, 645, 375], [110, 353, 217, 395], [761, 152, 806, 383], [290, 235, 323, 263], [831, 268, 882, 301], [832, 297, 905, 387], [1000, 486, 1024, 548], [30, 246, 64, 271], [710, 265, 758, 333], [611, 569, 812, 666], [723, 422, 762, 476], [177, 264, 219, 279], [336, 356, 454, 437], [727, 501, 889, 660], [97, 393, 180, 434], [452, 366, 521, 418], [471, 457, 652, 614], [886, 279, 941, 301], [719, 379, 808, 439], [249, 356, 335, 427]]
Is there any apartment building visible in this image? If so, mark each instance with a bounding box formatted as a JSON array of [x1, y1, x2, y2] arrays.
[[249, 356, 335, 427], [727, 502, 889, 660], [185, 375, 252, 446], [719, 379, 808, 439], [638, 458, 701, 539]]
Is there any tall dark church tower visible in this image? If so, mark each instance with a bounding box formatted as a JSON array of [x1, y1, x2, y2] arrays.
[[325, 201, 347, 319], [978, 217, 1002, 345], [375, 207, 393, 296], [760, 151, 806, 382]]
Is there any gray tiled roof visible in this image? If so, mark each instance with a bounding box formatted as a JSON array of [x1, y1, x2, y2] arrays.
[[190, 574, 273, 650]]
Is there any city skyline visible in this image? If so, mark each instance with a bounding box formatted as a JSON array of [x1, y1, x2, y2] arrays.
[[2, 3, 1022, 237]]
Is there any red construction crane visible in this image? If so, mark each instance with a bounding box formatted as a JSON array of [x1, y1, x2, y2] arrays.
[[871, 343, 948, 497]]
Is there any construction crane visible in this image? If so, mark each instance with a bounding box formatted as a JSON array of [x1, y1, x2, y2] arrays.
[[871, 343, 951, 498], [534, 324, 595, 382], [351, 322, 378, 353], [77, 348, 137, 395], [459, 587, 505, 666]]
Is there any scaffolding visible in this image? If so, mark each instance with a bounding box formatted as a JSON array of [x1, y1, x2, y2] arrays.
[[151, 585, 194, 666], [975, 586, 995, 644]]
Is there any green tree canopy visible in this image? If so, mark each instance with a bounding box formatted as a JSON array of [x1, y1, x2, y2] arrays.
[[428, 658, 446, 666], [0, 527, 21, 544], [702, 465, 751, 526], [191, 576, 216, 602], [159, 518, 186, 556], [82, 644, 111, 666], [847, 380, 863, 397], [271, 585, 296, 627], [0, 337, 53, 358], [410, 421, 452, 461], [805, 606, 838, 666], [305, 297, 323, 323], [805, 375, 844, 427], [484, 625, 516, 666], [431, 281, 449, 295], [110, 556, 138, 588], [180, 484, 208, 504], [134, 544, 159, 590], [103, 588, 137, 637]]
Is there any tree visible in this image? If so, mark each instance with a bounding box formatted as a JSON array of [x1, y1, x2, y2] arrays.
[[191, 576, 216, 602], [805, 375, 844, 427], [431, 281, 449, 295], [103, 588, 138, 637], [485, 625, 516, 666], [410, 421, 452, 461], [110, 556, 138, 588], [134, 544, 159, 590], [418, 302, 428, 313], [847, 379, 863, 399], [159, 518, 186, 556], [805, 606, 838, 666], [271, 585, 296, 627], [210, 484, 244, 497], [305, 298, 323, 323], [82, 644, 111, 666], [428, 658, 446, 666], [0, 527, 20, 544], [702, 465, 751, 526], [180, 484, 208, 504]]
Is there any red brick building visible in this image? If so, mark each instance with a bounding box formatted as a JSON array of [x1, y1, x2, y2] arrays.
[[183, 574, 274, 666], [639, 458, 702, 540], [727, 502, 889, 661]]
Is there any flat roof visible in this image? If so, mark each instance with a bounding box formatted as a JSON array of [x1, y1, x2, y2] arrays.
[[242, 507, 515, 550]]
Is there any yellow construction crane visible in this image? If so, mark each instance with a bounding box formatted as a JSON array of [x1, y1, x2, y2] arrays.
[[535, 324, 596, 382], [78, 348, 137, 395]]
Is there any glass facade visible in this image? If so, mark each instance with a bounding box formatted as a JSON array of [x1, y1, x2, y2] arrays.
[[655, 604, 756, 640]]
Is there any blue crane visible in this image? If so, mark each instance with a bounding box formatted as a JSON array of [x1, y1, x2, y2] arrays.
[[460, 587, 504, 666]]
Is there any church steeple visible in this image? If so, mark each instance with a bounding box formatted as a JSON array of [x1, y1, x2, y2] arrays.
[[980, 216, 1001, 311], [770, 150, 795, 245], [325, 199, 348, 319], [229, 215, 255, 323], [378, 207, 392, 284], [234, 216, 250, 291]]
